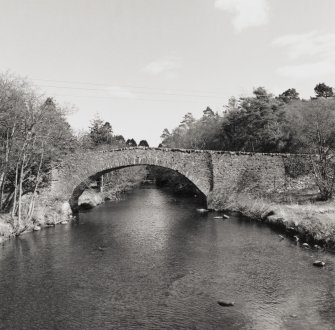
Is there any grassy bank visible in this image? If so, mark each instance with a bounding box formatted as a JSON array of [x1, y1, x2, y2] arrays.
[[0, 215, 14, 244], [1, 167, 148, 244], [210, 192, 335, 250], [0, 196, 71, 244]]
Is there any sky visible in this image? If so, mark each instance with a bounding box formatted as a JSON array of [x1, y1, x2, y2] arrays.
[[1, 0, 335, 146]]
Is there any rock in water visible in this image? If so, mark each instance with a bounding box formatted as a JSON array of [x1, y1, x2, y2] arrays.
[[302, 243, 310, 248], [279, 235, 284, 240], [223, 214, 230, 219], [33, 226, 41, 231], [213, 216, 223, 219], [218, 300, 234, 307], [196, 208, 208, 213], [313, 260, 325, 267], [79, 190, 103, 209]]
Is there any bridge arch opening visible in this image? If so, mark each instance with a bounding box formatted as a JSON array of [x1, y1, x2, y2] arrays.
[[69, 164, 207, 213]]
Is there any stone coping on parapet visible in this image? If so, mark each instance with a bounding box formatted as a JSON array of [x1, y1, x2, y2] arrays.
[[75, 146, 309, 158]]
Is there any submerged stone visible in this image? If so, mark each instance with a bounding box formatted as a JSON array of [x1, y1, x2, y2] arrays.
[[197, 208, 208, 213], [313, 260, 325, 267], [218, 300, 234, 307]]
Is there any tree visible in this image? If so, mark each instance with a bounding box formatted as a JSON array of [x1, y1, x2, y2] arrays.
[[0, 73, 75, 229], [89, 115, 113, 145], [179, 113, 195, 130], [253, 87, 271, 100], [285, 98, 335, 200], [221, 87, 290, 152], [114, 135, 125, 144], [160, 128, 171, 146], [126, 138, 137, 147], [139, 140, 149, 147], [160, 109, 224, 150], [203, 106, 215, 117], [160, 128, 171, 141], [278, 88, 300, 103], [314, 83, 334, 98]]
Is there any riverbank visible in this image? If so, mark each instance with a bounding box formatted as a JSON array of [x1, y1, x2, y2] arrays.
[[78, 181, 141, 210], [2, 182, 335, 250], [209, 192, 335, 250], [0, 181, 140, 244]]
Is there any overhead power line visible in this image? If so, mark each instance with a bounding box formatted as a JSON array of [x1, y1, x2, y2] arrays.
[[32, 78, 227, 99], [37, 84, 226, 100], [49, 92, 222, 104]]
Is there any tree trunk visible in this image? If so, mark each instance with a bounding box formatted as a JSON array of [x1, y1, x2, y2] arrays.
[[27, 148, 44, 221], [100, 174, 104, 193]]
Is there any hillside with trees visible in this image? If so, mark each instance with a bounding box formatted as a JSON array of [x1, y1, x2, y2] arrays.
[[160, 83, 335, 200]]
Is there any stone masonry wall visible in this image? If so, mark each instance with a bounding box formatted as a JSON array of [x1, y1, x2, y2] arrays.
[[49, 148, 310, 213], [208, 151, 311, 208], [51, 148, 213, 211]]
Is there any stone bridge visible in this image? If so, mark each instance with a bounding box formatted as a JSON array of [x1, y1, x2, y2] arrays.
[[49, 147, 309, 213]]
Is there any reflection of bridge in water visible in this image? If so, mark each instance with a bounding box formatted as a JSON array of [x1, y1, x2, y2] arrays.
[[50, 147, 307, 212]]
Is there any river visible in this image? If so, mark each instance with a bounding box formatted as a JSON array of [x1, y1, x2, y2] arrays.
[[0, 187, 334, 329]]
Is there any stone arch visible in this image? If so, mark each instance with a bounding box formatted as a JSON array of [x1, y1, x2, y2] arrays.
[[70, 164, 208, 212], [51, 148, 213, 213]]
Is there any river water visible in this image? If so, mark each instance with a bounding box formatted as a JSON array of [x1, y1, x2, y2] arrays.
[[0, 187, 334, 330]]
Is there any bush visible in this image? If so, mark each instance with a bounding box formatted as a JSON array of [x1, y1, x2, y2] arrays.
[[0, 215, 14, 237]]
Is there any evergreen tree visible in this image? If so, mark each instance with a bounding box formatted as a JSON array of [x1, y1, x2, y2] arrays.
[[126, 138, 137, 147], [139, 140, 149, 147], [278, 88, 300, 103], [89, 115, 113, 145], [314, 83, 334, 98]]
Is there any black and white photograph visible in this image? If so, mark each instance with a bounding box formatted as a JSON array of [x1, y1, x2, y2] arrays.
[[0, 0, 335, 329]]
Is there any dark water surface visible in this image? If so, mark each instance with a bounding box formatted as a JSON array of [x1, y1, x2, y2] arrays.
[[1, 187, 335, 329]]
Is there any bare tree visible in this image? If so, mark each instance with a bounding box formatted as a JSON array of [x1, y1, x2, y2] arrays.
[[0, 73, 75, 233], [286, 98, 335, 200]]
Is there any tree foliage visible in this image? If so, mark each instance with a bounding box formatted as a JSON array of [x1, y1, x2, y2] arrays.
[[89, 115, 113, 145], [277, 88, 300, 103], [161, 107, 223, 150], [160, 85, 335, 199], [284, 98, 335, 199], [221, 88, 291, 152], [139, 140, 149, 147], [126, 138, 137, 147], [314, 83, 334, 99], [0, 73, 75, 227], [161, 88, 292, 153]]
